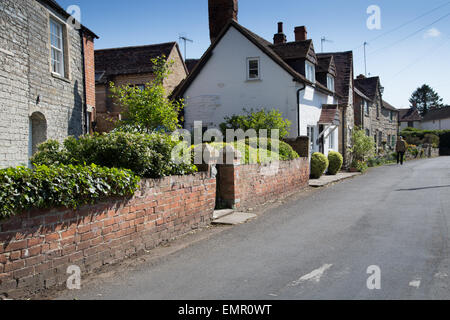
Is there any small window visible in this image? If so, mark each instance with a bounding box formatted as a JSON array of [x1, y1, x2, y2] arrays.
[[390, 111, 393, 122], [50, 18, 65, 76], [247, 58, 260, 80], [305, 61, 315, 83], [363, 100, 369, 115], [327, 75, 335, 92], [366, 129, 370, 136], [392, 135, 396, 146]]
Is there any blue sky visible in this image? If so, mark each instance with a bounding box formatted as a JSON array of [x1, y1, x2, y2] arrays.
[[58, 0, 450, 109]]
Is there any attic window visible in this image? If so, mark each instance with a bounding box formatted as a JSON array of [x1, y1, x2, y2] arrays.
[[305, 61, 315, 83], [327, 75, 335, 92], [247, 58, 260, 80]]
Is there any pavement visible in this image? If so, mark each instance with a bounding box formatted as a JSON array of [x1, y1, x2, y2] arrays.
[[309, 172, 361, 187], [56, 157, 450, 300]]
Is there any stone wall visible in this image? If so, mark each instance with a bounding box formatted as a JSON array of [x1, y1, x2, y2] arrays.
[[0, 172, 216, 298], [217, 158, 310, 210], [0, 0, 90, 168]]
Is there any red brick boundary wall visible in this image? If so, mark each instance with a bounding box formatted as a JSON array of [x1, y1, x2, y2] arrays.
[[0, 172, 215, 298], [217, 158, 310, 210]]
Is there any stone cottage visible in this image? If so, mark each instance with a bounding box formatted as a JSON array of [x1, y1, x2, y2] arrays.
[[94, 42, 188, 133], [0, 0, 97, 168], [354, 75, 399, 151]]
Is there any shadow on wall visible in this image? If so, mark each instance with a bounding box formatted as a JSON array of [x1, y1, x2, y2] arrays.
[[68, 80, 83, 136]]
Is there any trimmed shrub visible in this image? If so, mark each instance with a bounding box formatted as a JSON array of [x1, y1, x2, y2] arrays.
[[0, 164, 140, 219], [245, 138, 299, 161], [328, 151, 343, 175], [31, 132, 197, 178], [310, 152, 329, 179]]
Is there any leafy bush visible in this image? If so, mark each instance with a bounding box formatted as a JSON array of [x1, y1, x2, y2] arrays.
[[245, 138, 299, 161], [0, 164, 140, 219], [350, 129, 375, 161], [310, 152, 329, 179], [219, 109, 292, 139], [351, 160, 368, 173], [31, 132, 197, 178], [327, 151, 343, 175]]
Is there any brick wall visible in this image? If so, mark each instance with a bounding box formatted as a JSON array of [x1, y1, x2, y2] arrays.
[[0, 0, 89, 168], [0, 172, 216, 298], [217, 158, 310, 210]]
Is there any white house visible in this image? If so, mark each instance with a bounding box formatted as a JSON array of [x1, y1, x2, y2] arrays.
[[420, 108, 450, 130], [173, 3, 340, 157]]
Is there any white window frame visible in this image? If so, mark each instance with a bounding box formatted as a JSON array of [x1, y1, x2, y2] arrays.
[[246, 57, 260, 80], [305, 61, 315, 83], [327, 74, 335, 92], [50, 18, 65, 77], [329, 129, 335, 150]]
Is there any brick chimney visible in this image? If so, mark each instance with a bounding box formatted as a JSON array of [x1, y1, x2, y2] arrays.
[[273, 22, 287, 45], [294, 26, 308, 41], [209, 0, 238, 43], [357, 74, 366, 79]]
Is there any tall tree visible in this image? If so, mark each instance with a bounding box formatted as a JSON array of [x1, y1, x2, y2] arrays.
[[409, 84, 443, 115]]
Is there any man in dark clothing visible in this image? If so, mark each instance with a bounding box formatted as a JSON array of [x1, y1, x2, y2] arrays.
[[396, 136, 407, 165]]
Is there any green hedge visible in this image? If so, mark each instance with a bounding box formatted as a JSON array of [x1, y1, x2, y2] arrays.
[[328, 151, 343, 175], [310, 152, 328, 179], [31, 132, 197, 178], [0, 164, 140, 219], [401, 127, 450, 149]]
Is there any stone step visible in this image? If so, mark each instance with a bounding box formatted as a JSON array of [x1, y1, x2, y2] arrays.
[[212, 212, 257, 225], [213, 209, 235, 220]]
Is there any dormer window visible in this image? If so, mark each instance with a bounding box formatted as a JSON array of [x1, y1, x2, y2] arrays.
[[305, 61, 315, 83], [247, 57, 260, 80], [327, 74, 335, 92]]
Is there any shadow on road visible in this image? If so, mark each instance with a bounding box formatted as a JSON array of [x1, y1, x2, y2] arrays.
[[395, 185, 450, 191]]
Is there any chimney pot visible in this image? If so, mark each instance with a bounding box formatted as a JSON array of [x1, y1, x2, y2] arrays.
[[294, 26, 308, 41], [273, 21, 287, 45]]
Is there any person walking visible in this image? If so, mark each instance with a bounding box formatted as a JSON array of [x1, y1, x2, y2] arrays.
[[396, 136, 407, 165]]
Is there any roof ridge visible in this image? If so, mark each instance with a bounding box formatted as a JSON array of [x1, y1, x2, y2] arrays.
[[95, 42, 176, 52]]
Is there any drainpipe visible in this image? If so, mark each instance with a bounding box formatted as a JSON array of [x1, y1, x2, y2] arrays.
[[296, 83, 306, 137], [80, 30, 88, 135]]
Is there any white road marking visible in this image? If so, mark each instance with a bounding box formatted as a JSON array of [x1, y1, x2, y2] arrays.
[[289, 264, 333, 286], [268, 293, 278, 297], [409, 279, 421, 288]]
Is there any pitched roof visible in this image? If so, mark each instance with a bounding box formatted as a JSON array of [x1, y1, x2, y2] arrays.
[[95, 42, 185, 83], [317, 51, 353, 105], [270, 40, 315, 62], [422, 107, 450, 122], [172, 20, 337, 99], [39, 0, 98, 39], [382, 100, 398, 112], [316, 55, 334, 74], [354, 76, 380, 101], [354, 86, 371, 101], [318, 105, 340, 125], [185, 59, 200, 73], [398, 107, 422, 122]]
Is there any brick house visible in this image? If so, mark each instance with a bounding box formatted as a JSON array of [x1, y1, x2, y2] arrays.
[[354, 75, 399, 151], [317, 51, 355, 167], [94, 42, 188, 133], [0, 0, 97, 168]]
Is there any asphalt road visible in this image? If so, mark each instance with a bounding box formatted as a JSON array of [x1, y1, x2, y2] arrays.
[[57, 157, 450, 300]]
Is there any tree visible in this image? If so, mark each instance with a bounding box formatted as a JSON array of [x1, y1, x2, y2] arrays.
[[109, 55, 184, 133], [409, 84, 443, 115], [349, 128, 375, 162], [219, 108, 292, 138]]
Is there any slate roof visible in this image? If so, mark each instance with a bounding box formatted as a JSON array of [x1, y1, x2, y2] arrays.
[[317, 51, 353, 105], [185, 59, 200, 73], [422, 107, 450, 122], [398, 107, 422, 122], [172, 20, 337, 99], [382, 100, 399, 112], [95, 42, 186, 84], [354, 76, 380, 101], [270, 40, 314, 61], [354, 86, 371, 101]]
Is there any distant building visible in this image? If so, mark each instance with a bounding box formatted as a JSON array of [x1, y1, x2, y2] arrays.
[[0, 0, 98, 168], [398, 107, 422, 130], [353, 75, 399, 150], [94, 42, 188, 133], [420, 107, 450, 130]]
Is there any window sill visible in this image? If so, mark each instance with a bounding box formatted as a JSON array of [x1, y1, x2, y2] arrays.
[[245, 79, 262, 82], [51, 72, 71, 83]]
